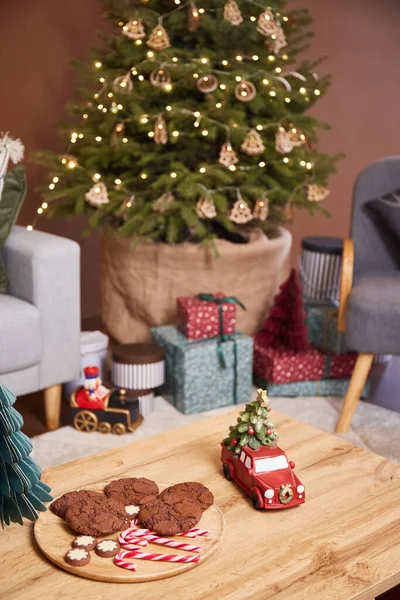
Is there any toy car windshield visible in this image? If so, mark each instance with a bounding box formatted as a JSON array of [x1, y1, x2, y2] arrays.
[[254, 455, 289, 474]]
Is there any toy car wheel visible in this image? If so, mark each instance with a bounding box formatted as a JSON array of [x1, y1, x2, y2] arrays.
[[223, 463, 232, 481], [112, 422, 126, 435], [73, 410, 98, 433], [251, 490, 262, 510], [98, 422, 111, 434]]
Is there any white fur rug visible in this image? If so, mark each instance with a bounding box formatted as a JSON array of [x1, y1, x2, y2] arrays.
[[32, 393, 400, 470]]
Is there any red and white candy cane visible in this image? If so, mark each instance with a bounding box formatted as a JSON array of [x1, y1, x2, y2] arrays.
[[119, 528, 148, 547], [114, 553, 138, 571], [177, 528, 210, 538], [125, 531, 201, 553], [117, 549, 200, 564]]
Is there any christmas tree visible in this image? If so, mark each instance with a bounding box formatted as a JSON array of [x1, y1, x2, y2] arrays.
[[0, 383, 52, 527], [223, 389, 278, 453], [256, 268, 311, 351], [35, 0, 339, 243]]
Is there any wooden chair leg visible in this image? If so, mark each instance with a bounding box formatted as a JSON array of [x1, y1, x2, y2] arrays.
[[44, 384, 62, 430], [335, 353, 374, 433]]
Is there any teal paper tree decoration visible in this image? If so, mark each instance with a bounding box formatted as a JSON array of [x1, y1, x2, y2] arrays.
[[0, 382, 52, 527]]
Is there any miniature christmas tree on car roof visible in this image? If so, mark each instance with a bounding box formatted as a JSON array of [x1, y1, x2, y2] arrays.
[[0, 383, 52, 527], [223, 388, 278, 453], [256, 268, 311, 351]]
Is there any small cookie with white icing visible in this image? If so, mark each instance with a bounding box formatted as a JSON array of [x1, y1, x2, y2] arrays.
[[95, 539, 120, 558], [72, 535, 97, 551], [65, 548, 91, 567]]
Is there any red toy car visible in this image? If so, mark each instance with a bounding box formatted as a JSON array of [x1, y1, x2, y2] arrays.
[[221, 443, 305, 509]]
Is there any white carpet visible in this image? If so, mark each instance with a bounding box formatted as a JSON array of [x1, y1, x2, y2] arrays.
[[31, 393, 400, 470]]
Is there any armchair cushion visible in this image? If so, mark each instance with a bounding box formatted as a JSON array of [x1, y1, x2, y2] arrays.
[[364, 193, 400, 266], [345, 274, 400, 354], [0, 166, 26, 293], [0, 295, 41, 373]]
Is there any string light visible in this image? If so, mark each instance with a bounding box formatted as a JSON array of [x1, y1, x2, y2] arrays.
[[122, 137, 128, 143], [83, 113, 88, 119], [27, 225, 33, 232], [201, 58, 208, 64], [222, 60, 228, 66], [78, 133, 84, 138], [138, 75, 144, 81], [135, 40, 143, 46], [300, 134, 306, 141], [198, 7, 205, 13], [194, 111, 201, 117], [95, 136, 102, 142], [175, 0, 180, 4], [299, 87, 306, 94], [283, 16, 289, 21], [193, 73, 199, 78], [172, 57, 178, 63], [94, 61, 102, 68], [285, 97, 291, 103], [93, 173, 101, 181], [268, 55, 275, 62], [269, 90, 276, 97], [229, 165, 236, 171], [201, 129, 208, 136], [252, 55, 259, 61], [98, 104, 104, 110], [42, 202, 48, 209], [235, 76, 242, 82], [314, 89, 321, 96], [306, 162, 313, 170], [94, 93, 99, 99], [282, 54, 288, 60], [256, 125, 263, 131], [140, 116, 149, 124], [250, 15, 256, 21], [166, 105, 172, 111], [199, 167, 206, 173], [263, 79, 269, 85], [52, 177, 59, 183], [49, 183, 55, 190], [37, 207, 43, 214], [115, 178, 122, 185], [148, 131, 155, 138], [132, 68, 138, 75], [283, 157, 289, 163], [99, 77, 105, 83], [259, 161, 265, 167], [236, 55, 243, 62], [147, 51, 154, 58], [275, 67, 282, 74], [170, 172, 177, 178], [68, 160, 77, 169], [215, 102, 222, 108], [141, 173, 148, 179], [117, 104, 123, 110], [220, 84, 226, 90], [172, 130, 179, 137], [300, 160, 306, 167]]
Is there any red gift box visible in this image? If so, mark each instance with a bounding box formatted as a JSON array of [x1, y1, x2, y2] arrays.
[[253, 341, 357, 384], [177, 293, 236, 341]]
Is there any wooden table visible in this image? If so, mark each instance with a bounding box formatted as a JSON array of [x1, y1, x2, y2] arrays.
[[3, 410, 400, 599]]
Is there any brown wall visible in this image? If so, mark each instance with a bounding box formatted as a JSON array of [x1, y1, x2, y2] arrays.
[[1, 0, 400, 317]]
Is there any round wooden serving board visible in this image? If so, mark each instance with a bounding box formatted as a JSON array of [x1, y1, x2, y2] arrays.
[[34, 482, 226, 583]]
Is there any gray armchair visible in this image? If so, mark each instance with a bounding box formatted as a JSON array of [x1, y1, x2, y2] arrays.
[[0, 226, 80, 429], [336, 157, 400, 432]]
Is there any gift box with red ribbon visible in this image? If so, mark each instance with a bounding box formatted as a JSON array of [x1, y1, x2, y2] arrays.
[[253, 341, 358, 384], [177, 293, 244, 341]]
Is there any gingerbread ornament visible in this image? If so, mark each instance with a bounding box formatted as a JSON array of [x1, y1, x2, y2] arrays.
[[147, 24, 171, 51]]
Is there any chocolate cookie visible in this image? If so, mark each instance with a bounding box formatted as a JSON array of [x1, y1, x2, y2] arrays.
[[95, 539, 120, 558], [50, 490, 104, 519], [160, 482, 214, 512], [138, 497, 202, 536], [65, 548, 91, 567], [104, 477, 159, 506], [65, 496, 128, 537], [72, 535, 97, 551]]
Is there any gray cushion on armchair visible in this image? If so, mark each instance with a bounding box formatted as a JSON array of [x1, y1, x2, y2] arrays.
[[345, 274, 400, 354]]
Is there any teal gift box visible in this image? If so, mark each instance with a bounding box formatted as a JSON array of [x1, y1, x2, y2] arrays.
[[151, 325, 253, 414], [254, 373, 370, 398], [305, 302, 349, 354]]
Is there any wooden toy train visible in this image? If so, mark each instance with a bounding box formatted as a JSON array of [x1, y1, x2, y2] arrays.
[[70, 366, 142, 435]]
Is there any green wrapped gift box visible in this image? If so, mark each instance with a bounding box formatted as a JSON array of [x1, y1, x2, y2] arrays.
[[305, 302, 349, 354], [254, 373, 370, 398], [151, 325, 253, 414]]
